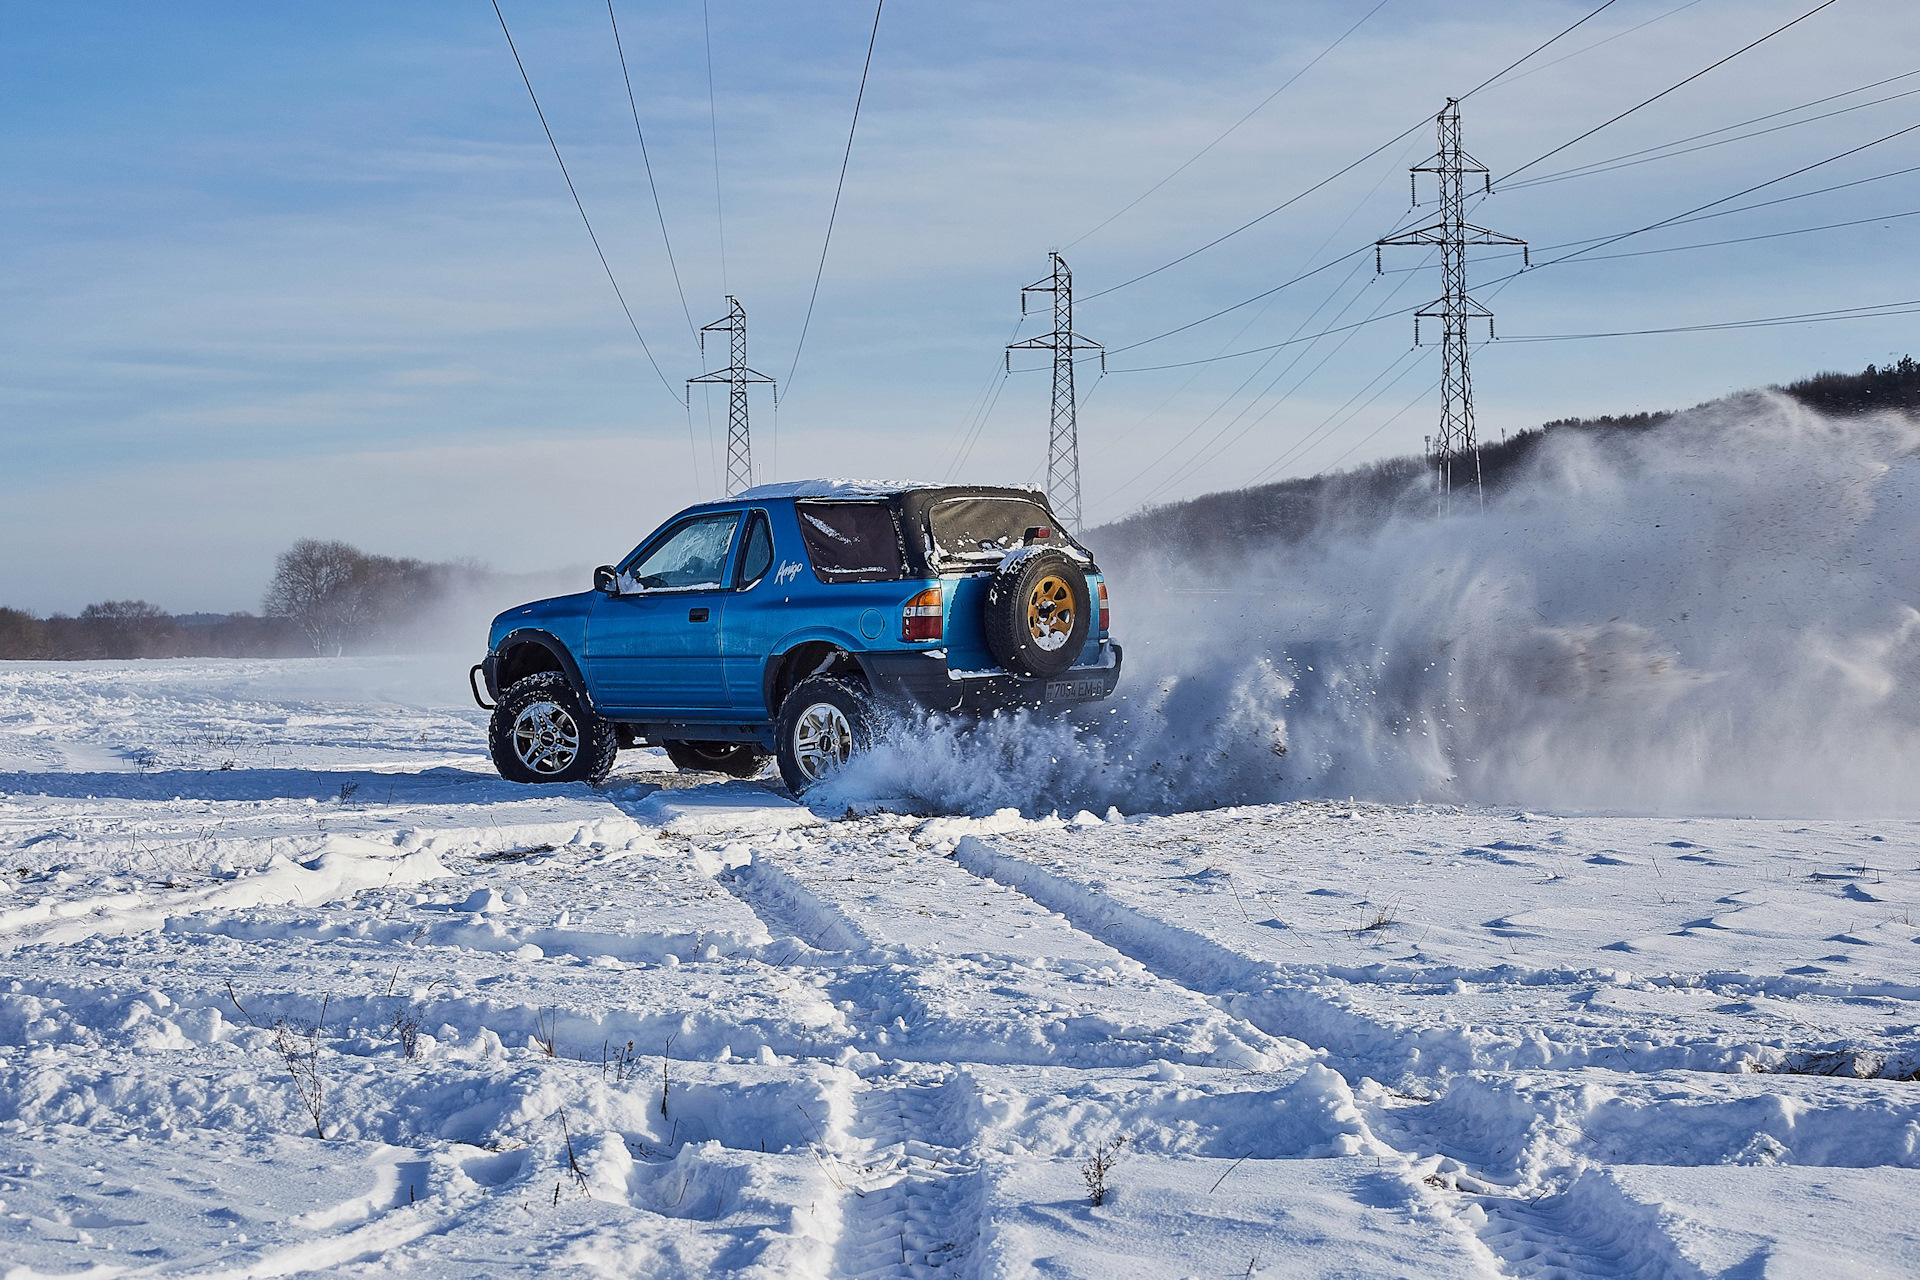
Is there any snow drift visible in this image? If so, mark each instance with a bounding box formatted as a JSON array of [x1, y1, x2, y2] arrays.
[[818, 393, 1920, 816]]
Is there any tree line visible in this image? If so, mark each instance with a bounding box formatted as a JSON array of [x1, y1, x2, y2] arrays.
[[1, 540, 507, 660]]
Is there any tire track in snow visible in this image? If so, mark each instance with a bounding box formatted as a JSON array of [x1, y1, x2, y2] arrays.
[[951, 836, 1706, 1280], [828, 1075, 984, 1280], [698, 848, 987, 1276]]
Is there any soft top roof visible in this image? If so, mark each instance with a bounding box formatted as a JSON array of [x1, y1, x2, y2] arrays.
[[732, 478, 1043, 502]]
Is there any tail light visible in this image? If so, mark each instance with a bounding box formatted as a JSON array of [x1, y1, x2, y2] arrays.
[[902, 586, 944, 642], [1097, 579, 1110, 634]]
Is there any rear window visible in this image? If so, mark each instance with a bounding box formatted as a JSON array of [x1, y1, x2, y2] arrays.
[[927, 497, 1056, 568], [795, 501, 907, 583]]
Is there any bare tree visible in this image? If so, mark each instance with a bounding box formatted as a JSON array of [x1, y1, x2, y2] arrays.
[[263, 539, 456, 655], [264, 540, 374, 655]]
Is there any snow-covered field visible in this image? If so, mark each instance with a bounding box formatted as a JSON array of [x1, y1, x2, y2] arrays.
[[3, 658, 1918, 1278]]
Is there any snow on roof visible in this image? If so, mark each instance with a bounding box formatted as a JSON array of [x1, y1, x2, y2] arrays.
[[731, 479, 941, 500], [731, 479, 1044, 501]]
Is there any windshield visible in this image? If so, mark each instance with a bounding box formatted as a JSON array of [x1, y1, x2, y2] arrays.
[[795, 501, 906, 583], [926, 496, 1058, 568]]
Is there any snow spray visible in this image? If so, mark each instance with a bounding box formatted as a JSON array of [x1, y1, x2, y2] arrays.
[[815, 393, 1920, 816]]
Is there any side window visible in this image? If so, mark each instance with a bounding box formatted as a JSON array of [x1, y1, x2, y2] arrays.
[[735, 511, 773, 588], [795, 501, 906, 584], [620, 513, 740, 591]]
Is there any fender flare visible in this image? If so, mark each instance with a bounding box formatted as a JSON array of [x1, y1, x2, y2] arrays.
[[761, 628, 871, 714], [493, 628, 595, 709]]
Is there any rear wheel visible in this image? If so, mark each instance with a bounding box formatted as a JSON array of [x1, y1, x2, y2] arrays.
[[488, 672, 617, 785], [774, 676, 879, 795], [663, 740, 769, 778]]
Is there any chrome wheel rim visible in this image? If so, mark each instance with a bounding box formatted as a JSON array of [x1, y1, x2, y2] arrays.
[[791, 702, 854, 782], [512, 700, 580, 775]]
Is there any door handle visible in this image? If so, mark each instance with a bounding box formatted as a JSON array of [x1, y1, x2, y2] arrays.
[[688, 608, 710, 622]]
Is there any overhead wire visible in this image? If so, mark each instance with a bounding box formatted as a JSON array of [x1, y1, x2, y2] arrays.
[[783, 0, 886, 399], [1536, 120, 1920, 269], [606, 0, 699, 341], [1064, 0, 1395, 251], [1498, 0, 1846, 184], [1243, 343, 1433, 484], [1501, 296, 1920, 341], [1321, 371, 1445, 471], [1133, 247, 1437, 504], [1503, 80, 1920, 193], [1080, 0, 1627, 302], [702, 0, 728, 293], [490, 0, 683, 408], [1487, 0, 1710, 89]]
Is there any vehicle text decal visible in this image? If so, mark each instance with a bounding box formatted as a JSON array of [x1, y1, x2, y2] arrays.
[[774, 560, 803, 585]]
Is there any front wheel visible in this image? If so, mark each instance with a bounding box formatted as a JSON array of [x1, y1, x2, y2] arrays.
[[774, 676, 879, 796], [663, 740, 770, 778], [488, 672, 618, 785]]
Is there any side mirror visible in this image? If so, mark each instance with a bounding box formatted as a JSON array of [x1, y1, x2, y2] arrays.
[[593, 565, 619, 594]]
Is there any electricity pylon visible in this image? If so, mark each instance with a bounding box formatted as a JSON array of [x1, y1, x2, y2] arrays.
[[687, 296, 775, 494], [1006, 253, 1103, 529], [1376, 99, 1527, 509]]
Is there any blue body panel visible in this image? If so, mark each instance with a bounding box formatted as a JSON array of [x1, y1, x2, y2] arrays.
[[483, 490, 1117, 731]]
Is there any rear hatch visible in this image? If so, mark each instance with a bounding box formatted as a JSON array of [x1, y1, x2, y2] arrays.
[[903, 490, 1107, 673]]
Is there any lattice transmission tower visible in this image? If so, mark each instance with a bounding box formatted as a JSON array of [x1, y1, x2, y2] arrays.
[[1376, 99, 1527, 509], [1006, 253, 1103, 530], [687, 296, 775, 494]]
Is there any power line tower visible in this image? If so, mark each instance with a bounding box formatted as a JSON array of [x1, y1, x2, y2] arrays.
[[687, 296, 775, 494], [1006, 253, 1103, 529], [1376, 99, 1527, 509]]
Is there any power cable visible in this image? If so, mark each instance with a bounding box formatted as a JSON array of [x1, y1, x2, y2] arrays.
[[1504, 80, 1920, 192], [1489, 0, 1709, 89], [1388, 205, 1920, 273], [1064, 0, 1394, 250], [702, 0, 728, 293], [1082, 0, 1623, 302], [1135, 252, 1434, 504], [1537, 120, 1920, 269], [1501, 296, 1920, 341], [784, 0, 885, 399], [1499, 0, 1846, 184], [1322, 372, 1444, 471], [491, 0, 683, 407], [606, 0, 698, 340], [1504, 67, 1920, 189], [1243, 343, 1432, 485], [1106, 256, 1381, 501]]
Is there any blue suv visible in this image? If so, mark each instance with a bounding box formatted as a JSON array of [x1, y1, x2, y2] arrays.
[[473, 481, 1122, 793]]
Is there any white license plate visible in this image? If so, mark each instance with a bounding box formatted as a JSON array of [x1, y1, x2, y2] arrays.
[[1045, 678, 1104, 702]]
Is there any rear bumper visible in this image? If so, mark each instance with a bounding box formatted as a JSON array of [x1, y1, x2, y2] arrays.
[[860, 642, 1122, 714]]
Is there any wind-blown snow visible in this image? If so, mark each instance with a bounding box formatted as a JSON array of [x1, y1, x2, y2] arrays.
[[819, 394, 1920, 817], [2, 659, 1919, 1275]]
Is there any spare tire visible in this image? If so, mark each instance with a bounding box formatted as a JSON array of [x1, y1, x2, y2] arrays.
[[984, 548, 1091, 678]]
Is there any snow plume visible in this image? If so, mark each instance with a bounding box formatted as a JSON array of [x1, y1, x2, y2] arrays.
[[816, 393, 1920, 816]]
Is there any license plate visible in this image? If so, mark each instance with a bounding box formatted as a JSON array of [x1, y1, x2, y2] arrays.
[[1045, 678, 1104, 702]]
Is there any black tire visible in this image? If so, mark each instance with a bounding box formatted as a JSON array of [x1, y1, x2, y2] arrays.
[[488, 671, 617, 786], [984, 549, 1092, 678], [774, 676, 879, 795], [663, 740, 770, 778]]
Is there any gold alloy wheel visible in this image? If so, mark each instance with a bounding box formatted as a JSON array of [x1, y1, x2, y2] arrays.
[[1026, 573, 1075, 652]]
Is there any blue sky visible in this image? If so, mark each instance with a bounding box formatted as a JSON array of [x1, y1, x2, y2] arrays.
[[3, 0, 1916, 611]]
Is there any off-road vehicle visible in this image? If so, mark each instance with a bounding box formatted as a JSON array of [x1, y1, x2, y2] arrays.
[[472, 481, 1122, 793]]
